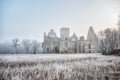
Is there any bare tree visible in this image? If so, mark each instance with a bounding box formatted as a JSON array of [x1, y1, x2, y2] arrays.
[[12, 38, 19, 54], [22, 39, 31, 54], [0, 41, 13, 54], [98, 31, 106, 54], [118, 14, 120, 28], [117, 14, 120, 49], [32, 40, 40, 54], [98, 28, 118, 55], [112, 29, 118, 49], [98, 14, 120, 55]]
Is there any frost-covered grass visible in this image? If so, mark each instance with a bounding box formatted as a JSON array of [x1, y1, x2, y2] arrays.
[[0, 53, 120, 80]]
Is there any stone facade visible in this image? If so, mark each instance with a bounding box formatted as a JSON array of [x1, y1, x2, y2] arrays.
[[42, 27, 98, 53]]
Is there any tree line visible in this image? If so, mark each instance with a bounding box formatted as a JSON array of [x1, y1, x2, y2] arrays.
[[0, 15, 120, 55], [0, 39, 42, 54], [98, 15, 120, 55]]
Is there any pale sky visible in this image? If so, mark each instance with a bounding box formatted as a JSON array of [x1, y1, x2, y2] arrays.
[[0, 0, 120, 42]]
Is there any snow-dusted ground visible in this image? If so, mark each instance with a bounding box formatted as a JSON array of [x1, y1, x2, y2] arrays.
[[0, 53, 120, 80]]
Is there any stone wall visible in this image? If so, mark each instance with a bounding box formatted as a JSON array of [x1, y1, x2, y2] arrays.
[[43, 27, 99, 53]]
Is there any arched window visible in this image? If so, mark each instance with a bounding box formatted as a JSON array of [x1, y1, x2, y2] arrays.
[[83, 43, 85, 53], [47, 48, 49, 52], [89, 43, 91, 49], [88, 43, 91, 53], [55, 47, 59, 53], [79, 43, 81, 53], [48, 29, 57, 38]]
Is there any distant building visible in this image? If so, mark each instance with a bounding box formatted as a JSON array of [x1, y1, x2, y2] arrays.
[[42, 27, 98, 53]]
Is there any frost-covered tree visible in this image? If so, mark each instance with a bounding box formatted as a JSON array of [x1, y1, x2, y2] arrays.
[[98, 31, 106, 54], [112, 29, 118, 49], [118, 14, 120, 28], [0, 41, 13, 54], [98, 28, 118, 55], [117, 14, 120, 49], [12, 38, 19, 54], [22, 39, 31, 54], [32, 40, 40, 54]]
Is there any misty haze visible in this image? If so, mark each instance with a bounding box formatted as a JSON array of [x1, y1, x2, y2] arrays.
[[0, 0, 120, 80]]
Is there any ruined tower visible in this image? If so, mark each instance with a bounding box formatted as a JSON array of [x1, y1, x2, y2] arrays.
[[60, 27, 70, 40], [87, 26, 98, 52]]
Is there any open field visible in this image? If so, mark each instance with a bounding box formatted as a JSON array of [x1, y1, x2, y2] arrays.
[[0, 53, 120, 80]]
